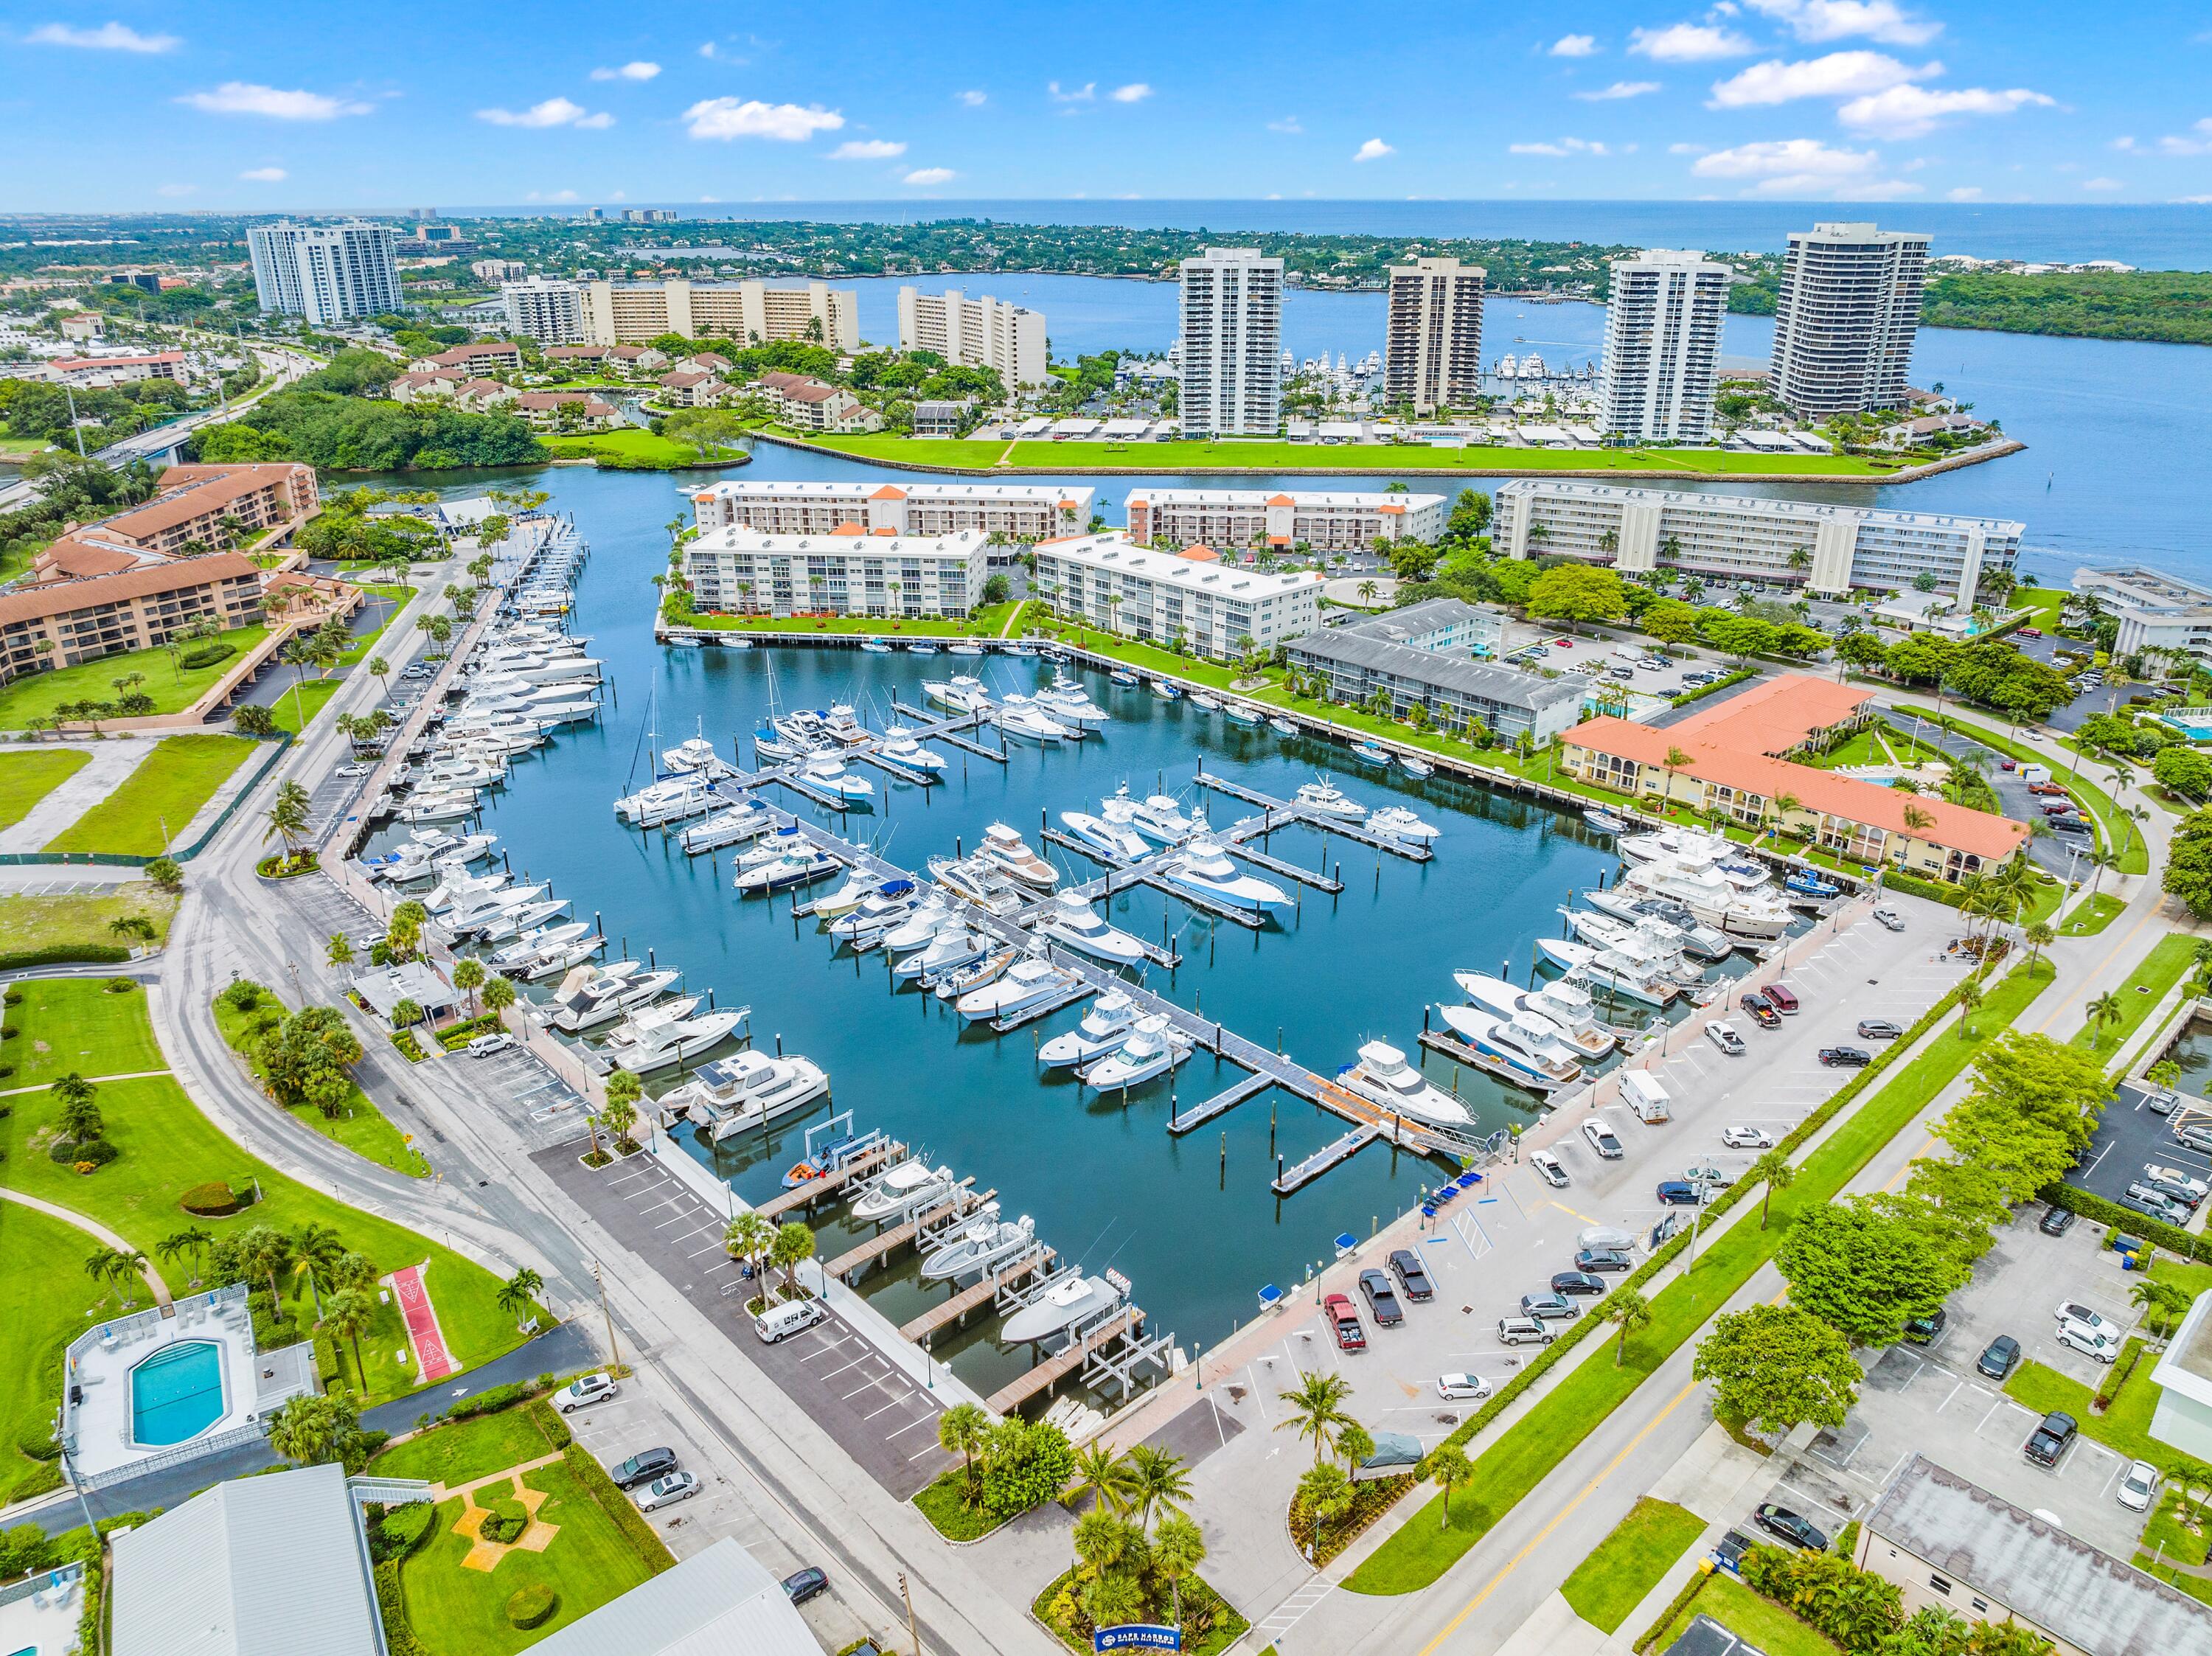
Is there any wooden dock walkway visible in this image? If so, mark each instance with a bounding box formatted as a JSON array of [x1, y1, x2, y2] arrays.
[[984, 1305, 1144, 1414], [897, 1248, 1056, 1343], [1272, 1124, 1382, 1194], [822, 1185, 992, 1280], [1194, 770, 1434, 862], [1167, 1071, 1274, 1135], [751, 1142, 900, 1220]]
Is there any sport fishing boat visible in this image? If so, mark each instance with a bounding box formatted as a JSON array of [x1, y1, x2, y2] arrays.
[[801, 756, 875, 803], [928, 855, 1028, 915], [552, 966, 680, 1034], [851, 1160, 956, 1221], [1103, 783, 1194, 845], [732, 842, 839, 894], [664, 1049, 830, 1141], [1582, 888, 1733, 961], [1433, 1004, 1583, 1093], [1110, 669, 1141, 688], [978, 824, 1058, 890], [934, 944, 1019, 1000], [811, 869, 885, 919], [597, 1006, 750, 1075], [1368, 806, 1441, 844], [501, 919, 596, 973], [1037, 675, 1109, 728], [1002, 1273, 1121, 1343], [1035, 891, 1147, 967], [1559, 908, 1703, 987], [1336, 1039, 1472, 1129], [1059, 810, 1149, 863], [1452, 970, 1617, 1061], [1079, 1015, 1192, 1089], [880, 894, 956, 953], [1619, 859, 1791, 939], [682, 801, 773, 855], [922, 675, 991, 714], [894, 926, 990, 984], [1037, 991, 1139, 1068], [614, 773, 715, 827], [996, 697, 1073, 743], [1158, 841, 1292, 914], [879, 725, 948, 776], [1533, 936, 1674, 1007], [828, 885, 924, 945], [472, 897, 571, 945], [922, 1210, 1036, 1280], [956, 957, 1079, 1023], [1295, 780, 1366, 820], [662, 726, 732, 777]]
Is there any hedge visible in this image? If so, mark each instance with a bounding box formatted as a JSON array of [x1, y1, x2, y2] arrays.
[[445, 1374, 558, 1422], [1635, 1565, 1714, 1653], [179, 1180, 248, 1217], [0, 944, 128, 973], [507, 1583, 559, 1629], [179, 641, 237, 669], [1669, 667, 1758, 710], [560, 1442, 676, 1576], [1879, 868, 1969, 911], [526, 1397, 571, 1450], [379, 1500, 437, 1560], [2096, 1337, 2147, 1410], [2039, 1181, 2212, 1264], [375, 1559, 428, 1656]]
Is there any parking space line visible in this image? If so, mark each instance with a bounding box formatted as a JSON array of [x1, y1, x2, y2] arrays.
[[863, 1395, 914, 1422], [885, 1414, 942, 1440]]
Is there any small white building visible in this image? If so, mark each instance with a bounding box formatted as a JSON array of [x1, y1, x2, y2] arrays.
[[684, 526, 988, 619], [1032, 532, 1322, 658]]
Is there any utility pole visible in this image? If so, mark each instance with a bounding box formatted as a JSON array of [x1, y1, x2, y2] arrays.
[[591, 1259, 624, 1374], [899, 1570, 922, 1656]]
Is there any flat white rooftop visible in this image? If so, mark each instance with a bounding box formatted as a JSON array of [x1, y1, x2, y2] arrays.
[[695, 480, 1085, 502], [0, 1565, 84, 1656], [1040, 534, 1323, 596], [692, 526, 986, 557], [1500, 478, 2026, 535], [1124, 487, 1444, 508]]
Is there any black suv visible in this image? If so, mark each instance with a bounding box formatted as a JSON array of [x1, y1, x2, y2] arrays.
[[1357, 1268, 1403, 1326], [1387, 1248, 1434, 1302], [2038, 1206, 2076, 1236], [1818, 1047, 1872, 1068], [2025, 1411, 2078, 1467], [1753, 1504, 1829, 1552], [610, 1447, 679, 1489], [1902, 1307, 1947, 1345]]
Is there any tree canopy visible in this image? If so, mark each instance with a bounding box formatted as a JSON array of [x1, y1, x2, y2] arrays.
[[1774, 1195, 1970, 1346], [1691, 1304, 1862, 1435]]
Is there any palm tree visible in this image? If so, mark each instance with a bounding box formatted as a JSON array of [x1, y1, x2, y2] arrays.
[[262, 779, 311, 861], [451, 956, 486, 1012], [1419, 1446, 1476, 1531], [1295, 1462, 1354, 1556], [366, 655, 391, 700], [84, 1246, 131, 1305], [481, 974, 518, 1017], [321, 1287, 375, 1391], [1274, 1369, 1354, 1465], [1123, 1444, 1192, 1534], [53, 1074, 102, 1144], [1955, 975, 1984, 1039], [1603, 1288, 1652, 1366], [326, 931, 355, 969], [267, 1391, 359, 1468], [2085, 989, 2123, 1049], [600, 1088, 639, 1152], [769, 1220, 815, 1298], [937, 1402, 991, 1500], [1357, 579, 1379, 606], [1661, 745, 1692, 812], [1151, 1513, 1207, 1625], [723, 1211, 775, 1275], [2130, 1277, 2194, 1337], [236, 1224, 296, 1307], [497, 1267, 543, 1329], [1749, 1148, 1796, 1229], [156, 1226, 212, 1287], [109, 914, 156, 950], [288, 1221, 346, 1318], [1069, 1442, 1135, 1518], [1073, 1506, 1132, 1581]]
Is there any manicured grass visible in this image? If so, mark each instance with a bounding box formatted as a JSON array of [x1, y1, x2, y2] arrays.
[[542, 428, 737, 470], [1560, 1497, 1709, 1633], [1807, 723, 1947, 771], [2002, 1359, 2160, 1464], [913, 1468, 1005, 1540], [0, 1199, 109, 1504], [394, 1462, 654, 1655], [807, 434, 1898, 477], [369, 1408, 555, 1486], [267, 677, 341, 735], [2012, 588, 2070, 631], [0, 883, 176, 960], [213, 991, 428, 1177], [1663, 1575, 1842, 1656], [0, 748, 90, 830], [681, 599, 1020, 639], [1, 989, 535, 1404], [0, 626, 270, 730], [6, 978, 166, 1086], [2070, 932, 2198, 1062], [2135, 1490, 2212, 1604], [42, 734, 260, 856], [1345, 959, 2051, 1595], [2059, 892, 2127, 937]]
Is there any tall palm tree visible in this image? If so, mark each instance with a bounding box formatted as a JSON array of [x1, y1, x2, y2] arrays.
[[723, 1211, 775, 1274], [936, 1402, 992, 1500], [1274, 1369, 1354, 1465], [2085, 989, 2123, 1048], [267, 1391, 358, 1468], [1069, 1442, 1134, 1518], [1151, 1514, 1207, 1625], [1295, 1462, 1354, 1556], [496, 1267, 543, 1328], [769, 1221, 815, 1298], [1603, 1288, 1652, 1366], [1122, 1444, 1192, 1534], [1955, 976, 1985, 1039], [321, 1287, 376, 1391], [262, 779, 311, 861], [156, 1227, 212, 1287], [1749, 1149, 1796, 1229], [289, 1221, 347, 1318], [1419, 1446, 1476, 1531]]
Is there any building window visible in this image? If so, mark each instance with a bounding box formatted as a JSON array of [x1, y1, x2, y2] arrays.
[[1927, 1575, 1951, 1597]]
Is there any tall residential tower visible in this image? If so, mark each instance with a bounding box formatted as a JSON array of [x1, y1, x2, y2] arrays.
[[1384, 257, 1486, 414], [1599, 250, 1730, 443], [1177, 248, 1282, 438], [246, 221, 402, 324], [896, 288, 1046, 388], [1770, 222, 1930, 417]]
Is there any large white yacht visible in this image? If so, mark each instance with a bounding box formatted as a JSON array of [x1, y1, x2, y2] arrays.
[[1337, 1040, 1472, 1129], [1452, 971, 1617, 1060], [1036, 892, 1147, 966], [663, 1049, 830, 1141], [1433, 1005, 1584, 1093], [1158, 842, 1291, 914]]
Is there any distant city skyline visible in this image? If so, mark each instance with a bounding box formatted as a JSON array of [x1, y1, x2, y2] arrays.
[[3, 2, 2206, 212]]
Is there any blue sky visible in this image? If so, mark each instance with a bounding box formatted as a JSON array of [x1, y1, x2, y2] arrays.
[[4, 1, 2210, 212]]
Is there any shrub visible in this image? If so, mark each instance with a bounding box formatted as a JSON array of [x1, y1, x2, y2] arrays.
[[1, 1026, 16, 1042], [0, 1067, 10, 1082], [445, 1378, 547, 1420], [0, 945, 128, 973], [47, 1138, 80, 1163], [181, 1181, 247, 1217], [371, 1500, 437, 1562], [2096, 1337, 2147, 1410], [505, 1584, 558, 1629], [526, 1398, 571, 1451], [374, 1559, 427, 1656], [16, 1433, 60, 1464], [49, 1138, 116, 1168], [479, 1497, 529, 1545], [1634, 1568, 1714, 1654], [3, 989, 19, 1006], [180, 641, 237, 669], [218, 981, 264, 1013], [104, 978, 136, 995], [2042, 1181, 2212, 1265]]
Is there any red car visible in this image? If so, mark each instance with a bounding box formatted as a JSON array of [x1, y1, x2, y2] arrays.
[[1324, 1293, 1366, 1351], [2028, 782, 2069, 797], [2019, 627, 2043, 639]]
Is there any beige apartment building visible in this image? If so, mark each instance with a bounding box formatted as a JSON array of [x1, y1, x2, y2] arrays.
[[1384, 257, 1486, 414], [895, 288, 1047, 386], [582, 279, 859, 350], [1032, 533, 1323, 658], [683, 527, 988, 619], [1770, 221, 1929, 417], [692, 480, 1093, 540], [1124, 488, 1445, 552]]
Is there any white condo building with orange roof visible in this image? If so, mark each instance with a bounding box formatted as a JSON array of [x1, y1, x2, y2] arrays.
[[1122, 487, 1445, 554], [690, 480, 1094, 548], [681, 526, 988, 619]]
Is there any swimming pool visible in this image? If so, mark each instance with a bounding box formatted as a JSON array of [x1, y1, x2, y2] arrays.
[[128, 1340, 225, 1447]]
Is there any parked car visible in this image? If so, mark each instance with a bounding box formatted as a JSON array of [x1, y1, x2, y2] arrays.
[[2019, 627, 2044, 639], [1387, 1248, 1434, 1302], [1857, 1020, 1904, 1040], [335, 762, 375, 778], [1655, 1180, 1705, 1206], [2051, 817, 2092, 835], [557, 1372, 619, 1413], [1551, 1270, 1607, 1297], [1357, 1269, 1404, 1327], [1530, 1149, 1570, 1187], [1582, 1119, 1625, 1160], [1521, 1290, 1581, 1321], [2039, 803, 2076, 818], [782, 1567, 828, 1606], [1722, 1124, 1775, 1149], [2025, 1411, 2078, 1466], [1496, 1315, 1556, 1347], [2123, 1183, 2191, 1225], [1437, 1372, 1492, 1402], [610, 1447, 679, 1490], [1683, 1163, 1735, 1189], [1739, 992, 1781, 1029], [1977, 1336, 2020, 1380], [2055, 1319, 2121, 1363], [2038, 1206, 2076, 1236], [2175, 1122, 2212, 1155], [1764, 985, 1800, 1015], [1753, 1504, 1829, 1552], [1576, 1247, 1633, 1274], [2138, 1172, 2204, 1210], [2118, 1461, 2160, 1513], [1818, 1047, 1872, 1068], [1703, 1021, 1747, 1056], [1324, 1293, 1366, 1351], [1872, 908, 1906, 932], [2028, 782, 2068, 797], [2143, 1163, 2211, 1201], [2054, 1303, 2121, 1341], [1903, 1308, 1947, 1345], [636, 1471, 700, 1512], [466, 1032, 514, 1057]]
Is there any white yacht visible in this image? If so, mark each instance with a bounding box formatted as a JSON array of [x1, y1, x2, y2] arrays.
[[1434, 1005, 1583, 1093], [852, 1160, 957, 1221], [662, 729, 730, 776], [829, 886, 923, 944], [1038, 992, 1139, 1068], [1560, 908, 1703, 985], [922, 675, 992, 714], [441, 881, 546, 930], [473, 897, 568, 944], [1368, 806, 1441, 844], [801, 756, 875, 803], [934, 944, 1018, 999], [1002, 1274, 1120, 1343], [1079, 1016, 1191, 1089], [1582, 888, 1733, 960], [1159, 842, 1292, 914], [682, 801, 773, 855], [880, 726, 948, 776], [490, 916, 592, 970], [1058, 810, 1149, 863], [1036, 679, 1109, 728], [1102, 783, 1194, 846], [978, 824, 1058, 890], [1452, 971, 1616, 1060], [732, 843, 839, 894], [894, 926, 990, 983], [1620, 860, 1791, 939], [1337, 1040, 1472, 1129], [1036, 891, 1147, 967], [996, 698, 1073, 743], [880, 895, 956, 953], [1295, 780, 1366, 820], [956, 957, 1079, 1023], [664, 1050, 830, 1141], [922, 1211, 1036, 1280], [810, 869, 883, 919], [598, 1006, 749, 1074], [1533, 936, 1672, 1006], [552, 966, 679, 1033], [928, 855, 1027, 915], [524, 932, 606, 979], [614, 773, 715, 827], [592, 993, 701, 1051]]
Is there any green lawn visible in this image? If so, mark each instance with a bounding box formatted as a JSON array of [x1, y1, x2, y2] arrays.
[[2003, 1359, 2160, 1463], [1560, 1497, 1709, 1633], [0, 748, 90, 830], [6, 978, 167, 1086], [1663, 1576, 1842, 1656], [213, 991, 428, 1177], [2012, 588, 2070, 630], [0, 1199, 111, 1504], [394, 1462, 655, 1655], [0, 626, 271, 730], [2070, 932, 2198, 1062], [2059, 892, 2127, 937], [0, 883, 176, 961], [42, 733, 260, 856], [266, 677, 341, 736], [1, 987, 536, 1405], [1346, 959, 2051, 1595], [370, 1408, 556, 1486], [1806, 723, 1948, 771], [542, 428, 739, 470], [807, 434, 1898, 477], [2136, 1489, 2212, 1605]]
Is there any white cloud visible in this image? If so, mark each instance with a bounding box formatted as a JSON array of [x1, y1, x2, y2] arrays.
[[1708, 51, 1936, 107], [524, 189, 580, 203], [1110, 83, 1152, 103], [1946, 185, 1982, 200], [2081, 176, 2124, 191], [1691, 136, 1920, 195], [684, 97, 844, 141], [1742, 0, 1941, 46], [591, 61, 660, 81], [27, 21, 178, 52], [1576, 80, 1662, 100], [2176, 194, 2212, 204], [239, 166, 288, 182], [479, 97, 609, 129], [2121, 119, 2212, 157], [1048, 80, 1096, 102], [574, 111, 615, 129], [829, 139, 907, 159], [954, 89, 987, 107], [1550, 33, 1599, 57], [1837, 83, 2054, 139], [178, 83, 374, 120], [1510, 137, 1610, 157], [1669, 141, 1709, 154], [1353, 137, 1394, 161], [903, 167, 956, 186], [156, 182, 196, 198], [1630, 23, 1753, 61], [1267, 115, 1304, 133]]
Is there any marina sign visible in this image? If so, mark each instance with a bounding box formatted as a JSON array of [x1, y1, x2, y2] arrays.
[[1095, 1625, 1181, 1652]]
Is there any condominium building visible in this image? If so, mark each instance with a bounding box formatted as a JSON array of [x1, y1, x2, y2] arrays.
[[2072, 566, 2212, 664], [692, 481, 1094, 542], [1, 549, 265, 685], [1124, 488, 1446, 553], [501, 276, 587, 345], [246, 221, 403, 324], [472, 258, 528, 282], [1770, 222, 1930, 417], [1286, 601, 1570, 741], [682, 527, 987, 619], [50, 352, 188, 389], [1384, 257, 1486, 414], [1495, 479, 2020, 600], [748, 371, 881, 434], [1599, 251, 1730, 442], [896, 288, 1047, 387], [1178, 248, 1283, 438], [581, 279, 859, 350], [1032, 533, 1322, 658]]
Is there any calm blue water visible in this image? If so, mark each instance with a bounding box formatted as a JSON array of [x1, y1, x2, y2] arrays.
[[130, 1340, 224, 1445]]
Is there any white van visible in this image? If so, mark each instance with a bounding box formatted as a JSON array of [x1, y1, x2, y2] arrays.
[[754, 1298, 829, 1344], [1621, 1071, 1673, 1124], [2020, 764, 2053, 784], [1610, 644, 1644, 667]]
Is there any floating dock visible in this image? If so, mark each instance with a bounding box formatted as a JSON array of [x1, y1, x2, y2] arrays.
[[751, 1141, 902, 1220], [823, 1183, 989, 1280], [1272, 1124, 1383, 1194], [898, 1248, 1057, 1342], [1193, 770, 1435, 862]]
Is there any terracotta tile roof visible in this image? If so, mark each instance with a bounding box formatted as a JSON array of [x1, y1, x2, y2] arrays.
[[1668, 675, 1877, 756], [830, 523, 866, 536], [35, 538, 145, 580], [0, 551, 260, 628], [1266, 493, 1296, 507], [515, 391, 613, 414], [870, 526, 897, 536], [1377, 503, 1405, 515], [1178, 545, 1221, 563], [426, 343, 520, 366], [546, 345, 605, 358], [660, 370, 712, 388], [870, 485, 907, 501], [782, 383, 838, 403], [100, 465, 309, 542]]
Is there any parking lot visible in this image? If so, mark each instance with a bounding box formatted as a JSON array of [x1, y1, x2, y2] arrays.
[[2068, 1079, 2212, 1228], [1496, 625, 1714, 703], [1759, 1210, 2157, 1562]]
